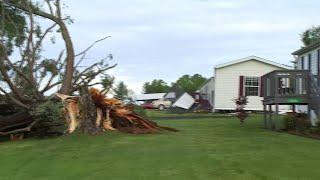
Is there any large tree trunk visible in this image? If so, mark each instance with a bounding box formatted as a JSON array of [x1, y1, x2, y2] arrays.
[[78, 86, 102, 135], [58, 21, 75, 95]]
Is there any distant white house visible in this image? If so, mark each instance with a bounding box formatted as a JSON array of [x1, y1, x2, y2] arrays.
[[214, 56, 291, 111]]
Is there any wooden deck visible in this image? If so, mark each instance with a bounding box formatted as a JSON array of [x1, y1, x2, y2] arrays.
[[262, 70, 311, 105], [261, 70, 320, 130]]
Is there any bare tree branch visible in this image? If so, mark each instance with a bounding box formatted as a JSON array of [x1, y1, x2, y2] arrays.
[[0, 86, 29, 109], [40, 81, 62, 94], [45, 0, 54, 15], [75, 36, 111, 57], [32, 23, 57, 60], [73, 64, 117, 92]]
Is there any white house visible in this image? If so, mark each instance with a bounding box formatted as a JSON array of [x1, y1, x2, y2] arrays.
[[197, 77, 215, 107], [292, 41, 320, 122], [214, 56, 291, 111], [293, 41, 320, 76]]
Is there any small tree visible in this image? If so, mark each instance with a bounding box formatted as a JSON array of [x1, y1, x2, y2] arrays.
[[143, 79, 170, 93], [100, 75, 115, 94], [301, 26, 320, 46], [174, 74, 207, 93], [234, 96, 248, 124], [114, 81, 129, 100]]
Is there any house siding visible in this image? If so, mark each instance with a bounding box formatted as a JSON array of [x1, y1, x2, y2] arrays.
[[296, 48, 320, 75], [198, 78, 215, 107], [294, 46, 320, 115], [214, 60, 287, 111]]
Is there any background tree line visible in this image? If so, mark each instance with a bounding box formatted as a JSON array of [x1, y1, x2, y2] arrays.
[[142, 74, 207, 94]]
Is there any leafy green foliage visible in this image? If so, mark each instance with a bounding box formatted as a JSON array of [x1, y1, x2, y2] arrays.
[[283, 113, 311, 133], [143, 79, 170, 93], [114, 81, 129, 100], [283, 114, 296, 131], [40, 59, 59, 77], [174, 74, 207, 93], [0, 2, 27, 54], [301, 26, 320, 46], [31, 101, 66, 137], [101, 75, 114, 91], [132, 104, 148, 118]]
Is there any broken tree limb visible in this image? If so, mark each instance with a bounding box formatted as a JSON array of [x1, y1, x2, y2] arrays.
[[90, 88, 178, 134], [56, 93, 80, 133], [56, 88, 178, 134], [0, 112, 33, 131], [96, 108, 103, 127], [0, 120, 37, 136]]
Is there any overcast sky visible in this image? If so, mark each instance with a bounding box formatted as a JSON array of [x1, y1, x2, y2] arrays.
[[58, 0, 319, 93]]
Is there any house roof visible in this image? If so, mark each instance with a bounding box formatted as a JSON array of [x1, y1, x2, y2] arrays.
[[215, 56, 291, 70], [164, 84, 185, 100], [292, 41, 320, 56], [135, 93, 166, 101], [172, 93, 195, 110], [198, 77, 214, 91]]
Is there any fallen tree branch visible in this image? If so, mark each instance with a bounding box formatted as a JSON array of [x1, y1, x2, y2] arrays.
[[0, 121, 37, 136]]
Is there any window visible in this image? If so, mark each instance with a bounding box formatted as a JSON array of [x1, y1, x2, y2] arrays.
[[244, 77, 259, 96], [301, 56, 305, 70], [308, 53, 312, 70]]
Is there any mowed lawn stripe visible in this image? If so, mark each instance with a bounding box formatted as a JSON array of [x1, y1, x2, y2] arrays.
[[0, 114, 320, 179]]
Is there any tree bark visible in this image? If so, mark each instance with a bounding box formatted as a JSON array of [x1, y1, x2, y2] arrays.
[[58, 20, 75, 95], [78, 86, 102, 134]]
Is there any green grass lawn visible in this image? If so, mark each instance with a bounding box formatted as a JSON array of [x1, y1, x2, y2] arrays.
[[1, 112, 320, 179]]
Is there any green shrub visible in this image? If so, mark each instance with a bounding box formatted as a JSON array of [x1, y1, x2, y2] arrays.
[[132, 104, 148, 118], [283, 113, 296, 131], [296, 114, 311, 134], [283, 113, 311, 133], [30, 100, 66, 138]]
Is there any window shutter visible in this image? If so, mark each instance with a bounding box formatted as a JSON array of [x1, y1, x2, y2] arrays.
[[239, 76, 244, 97], [260, 76, 264, 97], [308, 53, 312, 70], [318, 49, 320, 76]]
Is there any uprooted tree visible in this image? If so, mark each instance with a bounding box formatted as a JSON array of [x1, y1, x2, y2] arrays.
[[1, 0, 115, 106], [0, 0, 176, 138], [0, 0, 114, 136]]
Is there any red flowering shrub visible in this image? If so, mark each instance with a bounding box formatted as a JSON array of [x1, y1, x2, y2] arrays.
[[234, 96, 248, 124]]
